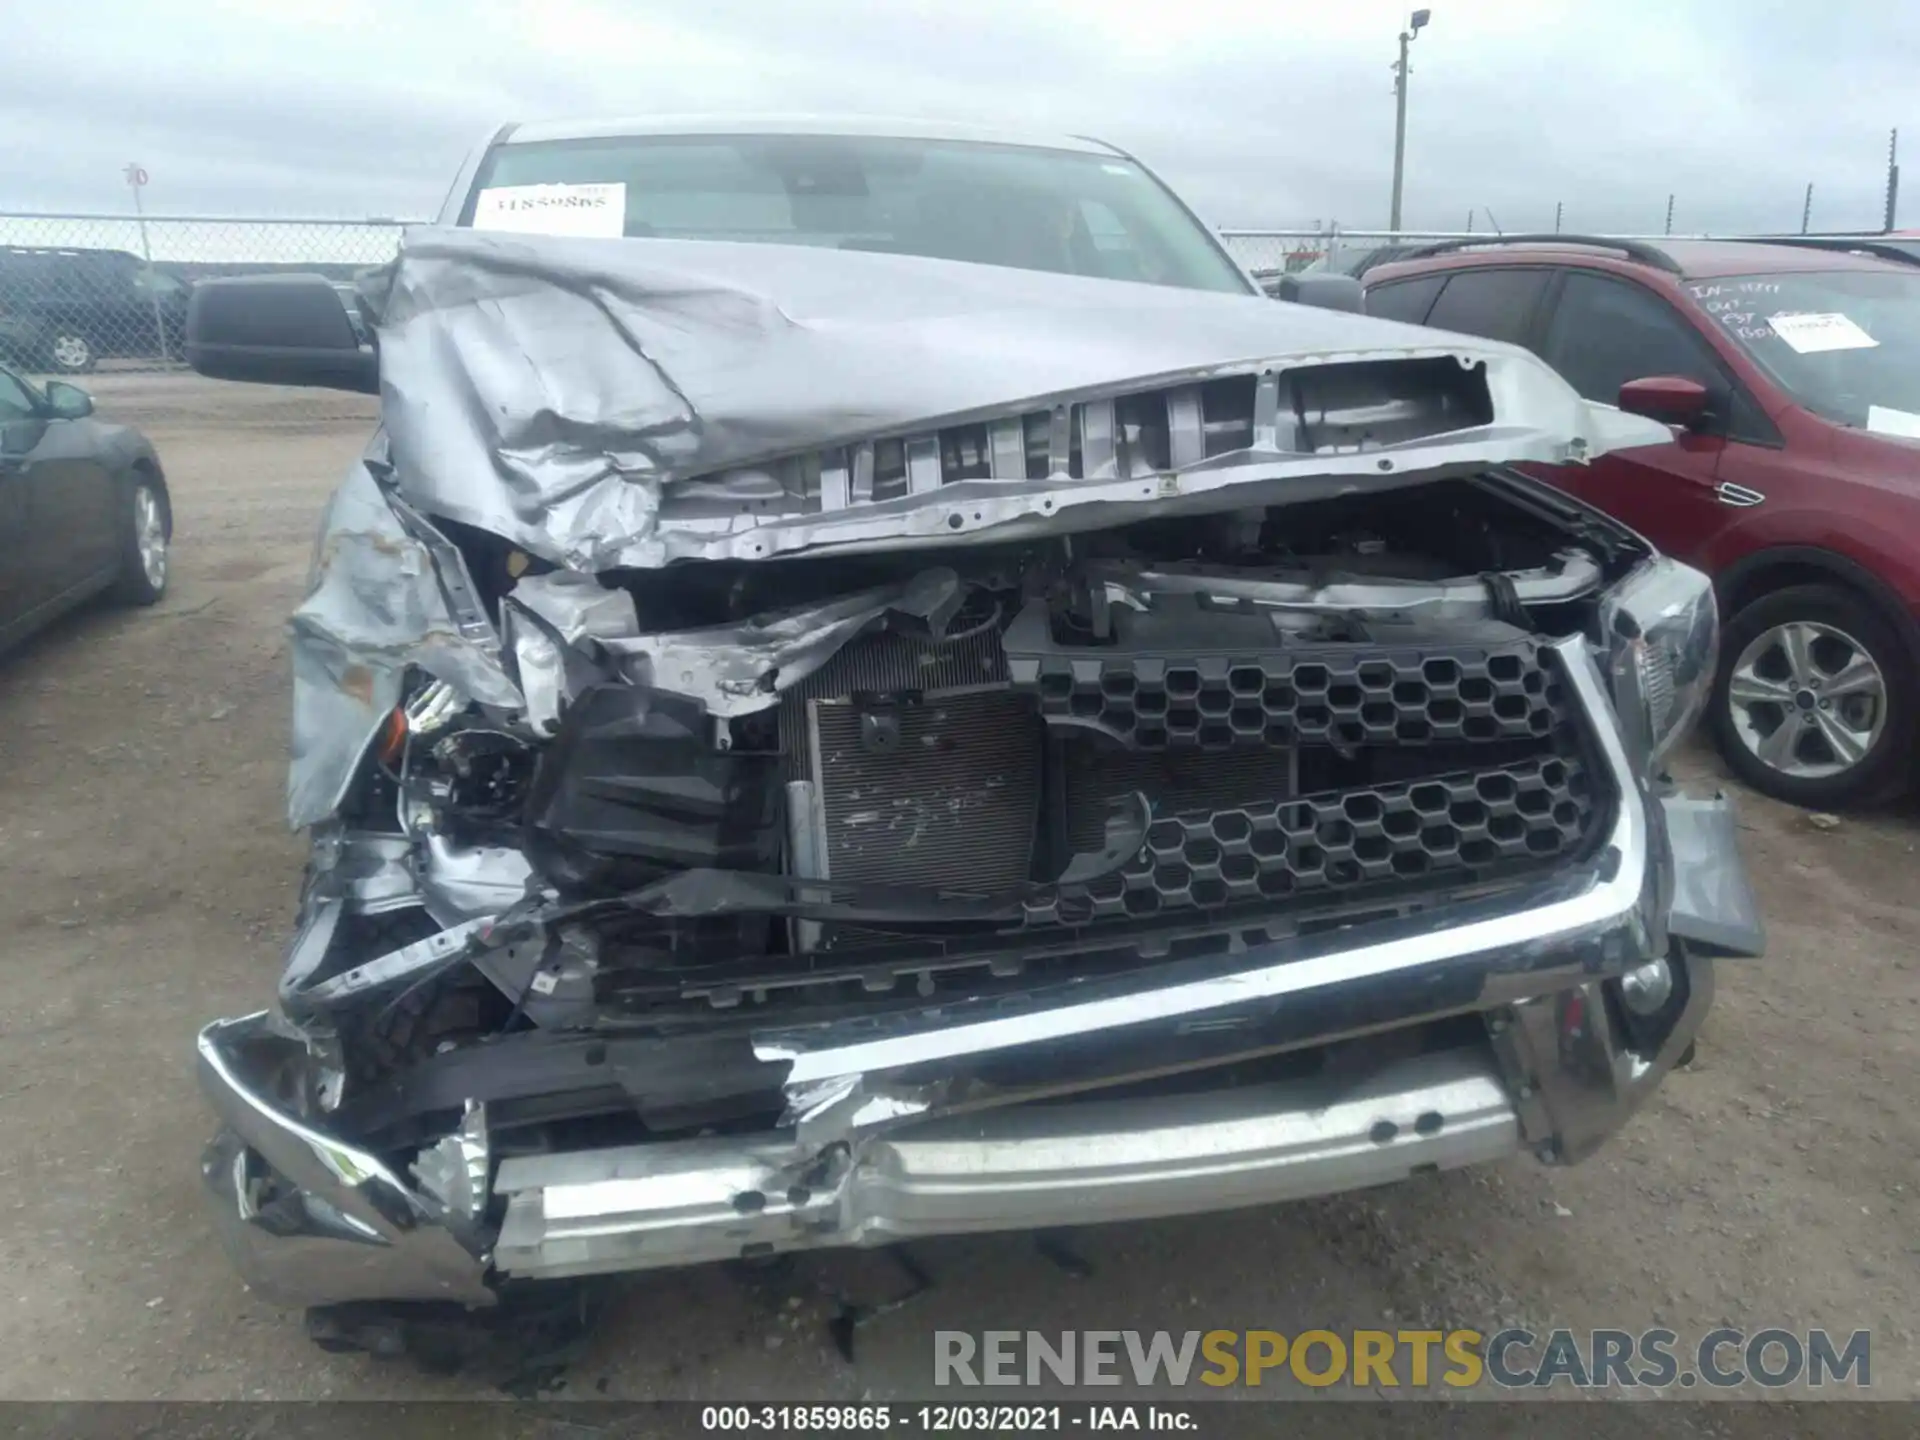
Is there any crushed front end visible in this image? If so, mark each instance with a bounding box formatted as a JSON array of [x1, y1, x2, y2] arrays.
[[196, 231, 1762, 1328]]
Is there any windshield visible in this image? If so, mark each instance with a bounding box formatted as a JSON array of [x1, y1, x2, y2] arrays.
[[1688, 270, 1920, 435], [464, 133, 1252, 295]]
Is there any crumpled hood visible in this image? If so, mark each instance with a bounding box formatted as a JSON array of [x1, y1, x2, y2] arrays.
[[287, 231, 1674, 826], [369, 227, 1670, 572]]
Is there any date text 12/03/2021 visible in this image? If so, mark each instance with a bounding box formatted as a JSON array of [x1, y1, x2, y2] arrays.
[[701, 1405, 1195, 1431]]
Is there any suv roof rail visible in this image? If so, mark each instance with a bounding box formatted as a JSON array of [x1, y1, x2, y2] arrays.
[[1397, 233, 1683, 275], [1739, 235, 1920, 268]]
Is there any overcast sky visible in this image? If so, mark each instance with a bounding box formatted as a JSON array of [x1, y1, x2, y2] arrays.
[[4, 0, 1913, 236]]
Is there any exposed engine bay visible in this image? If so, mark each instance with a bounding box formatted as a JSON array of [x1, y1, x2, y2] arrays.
[[280, 473, 1644, 1153]]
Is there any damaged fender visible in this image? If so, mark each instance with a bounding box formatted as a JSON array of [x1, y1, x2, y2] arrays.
[[289, 459, 521, 826]]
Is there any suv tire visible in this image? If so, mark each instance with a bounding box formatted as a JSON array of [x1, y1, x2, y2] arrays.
[[1712, 583, 1914, 808], [45, 329, 97, 373]]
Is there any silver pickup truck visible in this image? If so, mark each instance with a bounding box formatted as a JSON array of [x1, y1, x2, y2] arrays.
[[185, 116, 1761, 1359]]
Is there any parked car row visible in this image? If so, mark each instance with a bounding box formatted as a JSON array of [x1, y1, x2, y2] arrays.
[[0, 247, 194, 374]]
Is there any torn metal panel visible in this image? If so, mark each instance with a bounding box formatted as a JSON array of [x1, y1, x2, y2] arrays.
[[419, 834, 535, 925], [501, 570, 640, 733], [369, 228, 1671, 573], [288, 461, 522, 828], [294, 917, 494, 1007], [410, 1101, 493, 1239], [597, 569, 961, 717], [787, 1071, 941, 1153], [1081, 549, 1606, 622]]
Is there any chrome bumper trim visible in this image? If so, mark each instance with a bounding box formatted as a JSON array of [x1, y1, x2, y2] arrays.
[[491, 1047, 1519, 1281], [196, 1013, 494, 1309], [1500, 952, 1715, 1164]]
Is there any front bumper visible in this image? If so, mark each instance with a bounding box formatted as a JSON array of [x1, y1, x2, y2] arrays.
[[196, 638, 1760, 1309], [491, 1046, 1523, 1280]]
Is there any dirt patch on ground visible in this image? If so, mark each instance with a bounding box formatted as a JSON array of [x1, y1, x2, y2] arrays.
[[0, 375, 1913, 1414]]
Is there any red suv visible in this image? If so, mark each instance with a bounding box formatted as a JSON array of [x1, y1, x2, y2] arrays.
[[1365, 236, 1920, 808]]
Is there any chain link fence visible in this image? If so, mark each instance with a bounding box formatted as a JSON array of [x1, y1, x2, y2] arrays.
[[0, 213, 1685, 380], [1222, 228, 1458, 280], [1, 211, 1841, 383], [0, 211, 1367, 381], [0, 212, 413, 378]]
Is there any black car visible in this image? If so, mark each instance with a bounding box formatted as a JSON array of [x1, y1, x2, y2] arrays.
[[0, 248, 192, 374], [0, 363, 170, 652]]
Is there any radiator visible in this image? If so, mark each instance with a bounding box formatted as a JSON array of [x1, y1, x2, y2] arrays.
[[803, 689, 1043, 893]]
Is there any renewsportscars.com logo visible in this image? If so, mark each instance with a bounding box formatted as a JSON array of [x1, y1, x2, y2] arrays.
[[934, 1328, 1872, 1390]]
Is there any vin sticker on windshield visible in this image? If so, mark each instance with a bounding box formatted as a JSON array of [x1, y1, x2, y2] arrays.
[[1765, 311, 1878, 354], [472, 182, 627, 238], [1867, 405, 1920, 439]]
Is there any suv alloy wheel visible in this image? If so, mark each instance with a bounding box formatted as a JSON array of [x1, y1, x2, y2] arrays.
[[1713, 583, 1914, 807]]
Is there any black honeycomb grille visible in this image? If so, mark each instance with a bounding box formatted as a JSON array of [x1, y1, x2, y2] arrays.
[[1029, 750, 1597, 927], [1019, 641, 1556, 750], [777, 616, 1609, 936]]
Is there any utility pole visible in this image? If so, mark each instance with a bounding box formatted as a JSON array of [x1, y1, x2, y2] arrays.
[[1387, 9, 1432, 231], [1664, 193, 1675, 236], [1887, 129, 1901, 233], [1553, 201, 1563, 234], [1801, 183, 1813, 234], [124, 161, 169, 363]]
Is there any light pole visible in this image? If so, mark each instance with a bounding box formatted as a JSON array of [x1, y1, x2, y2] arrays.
[[1388, 9, 1431, 232], [124, 161, 169, 362]]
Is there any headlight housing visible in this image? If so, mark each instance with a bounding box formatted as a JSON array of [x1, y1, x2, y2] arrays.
[[1600, 557, 1718, 766]]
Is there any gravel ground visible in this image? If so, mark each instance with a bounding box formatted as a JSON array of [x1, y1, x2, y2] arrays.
[[0, 373, 1914, 1413]]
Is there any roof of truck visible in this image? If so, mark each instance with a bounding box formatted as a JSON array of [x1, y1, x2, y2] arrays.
[[500, 113, 1126, 157]]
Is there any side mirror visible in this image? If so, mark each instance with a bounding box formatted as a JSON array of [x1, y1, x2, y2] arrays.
[[43, 381, 93, 419], [1271, 272, 1365, 314], [185, 273, 378, 394], [1618, 375, 1710, 428]]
